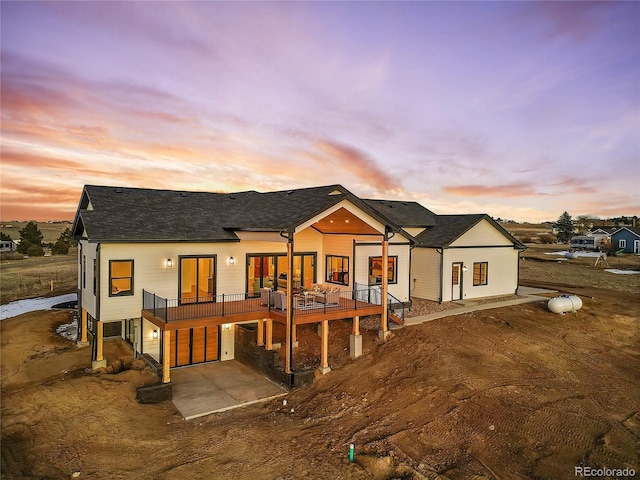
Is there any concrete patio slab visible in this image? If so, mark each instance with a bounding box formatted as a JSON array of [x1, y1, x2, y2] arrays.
[[171, 360, 287, 420], [404, 286, 557, 326]]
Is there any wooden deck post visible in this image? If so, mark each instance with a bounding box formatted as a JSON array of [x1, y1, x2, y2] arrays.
[[266, 318, 273, 350], [162, 330, 171, 384], [91, 320, 107, 369], [257, 318, 265, 347], [79, 308, 89, 345], [319, 320, 331, 374], [353, 315, 360, 336]]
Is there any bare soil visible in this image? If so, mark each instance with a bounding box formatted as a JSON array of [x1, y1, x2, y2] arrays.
[[1, 246, 639, 479]]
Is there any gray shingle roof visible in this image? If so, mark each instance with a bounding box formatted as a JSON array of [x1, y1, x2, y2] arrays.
[[73, 184, 403, 242], [415, 214, 522, 248], [363, 199, 436, 228]]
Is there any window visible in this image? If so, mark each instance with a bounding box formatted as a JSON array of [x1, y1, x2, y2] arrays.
[[473, 262, 488, 286], [368, 256, 398, 285], [619, 239, 627, 249], [326, 255, 349, 286], [109, 260, 134, 296]]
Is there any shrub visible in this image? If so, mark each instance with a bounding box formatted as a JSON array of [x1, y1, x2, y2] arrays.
[[539, 234, 556, 244], [27, 244, 45, 257]]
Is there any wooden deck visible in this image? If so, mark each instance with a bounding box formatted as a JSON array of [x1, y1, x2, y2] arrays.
[[142, 295, 385, 331]]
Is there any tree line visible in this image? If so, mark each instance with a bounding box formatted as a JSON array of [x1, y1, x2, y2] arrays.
[[0, 221, 76, 257]]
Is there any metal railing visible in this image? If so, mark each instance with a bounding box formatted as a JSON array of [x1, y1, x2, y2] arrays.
[[354, 282, 406, 327], [142, 290, 267, 322], [142, 287, 381, 322]]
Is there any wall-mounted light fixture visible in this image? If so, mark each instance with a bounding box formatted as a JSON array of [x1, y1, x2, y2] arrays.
[[462, 265, 468, 273], [152, 329, 158, 339], [228, 256, 235, 266], [166, 258, 173, 269], [223, 323, 231, 331]]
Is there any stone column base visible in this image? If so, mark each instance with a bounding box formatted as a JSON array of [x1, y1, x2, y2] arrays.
[[77, 341, 90, 347], [92, 359, 107, 370], [317, 366, 331, 375], [350, 334, 362, 359], [378, 330, 391, 342]]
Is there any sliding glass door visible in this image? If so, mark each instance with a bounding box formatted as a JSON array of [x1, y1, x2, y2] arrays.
[[247, 253, 316, 296], [180, 256, 215, 304]]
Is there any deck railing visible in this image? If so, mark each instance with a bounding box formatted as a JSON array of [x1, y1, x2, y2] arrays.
[[142, 287, 379, 322]]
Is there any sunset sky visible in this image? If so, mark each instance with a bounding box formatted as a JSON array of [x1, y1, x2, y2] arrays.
[[1, 1, 638, 223]]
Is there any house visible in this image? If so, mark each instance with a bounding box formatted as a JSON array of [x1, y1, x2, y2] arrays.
[[0, 239, 16, 253], [72, 184, 413, 385], [72, 184, 524, 387], [364, 201, 524, 302], [610, 227, 640, 254]]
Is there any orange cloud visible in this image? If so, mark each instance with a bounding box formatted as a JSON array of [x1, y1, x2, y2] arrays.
[[314, 140, 397, 191], [443, 183, 539, 198]]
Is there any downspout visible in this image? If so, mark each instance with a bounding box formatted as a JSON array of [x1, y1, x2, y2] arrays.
[[437, 247, 443, 303], [280, 230, 294, 383], [92, 244, 101, 361], [408, 243, 415, 309], [77, 242, 83, 342], [380, 227, 389, 332], [516, 243, 526, 294]]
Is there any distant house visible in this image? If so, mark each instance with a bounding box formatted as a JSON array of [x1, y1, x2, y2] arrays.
[[0, 240, 16, 253], [610, 227, 640, 254]]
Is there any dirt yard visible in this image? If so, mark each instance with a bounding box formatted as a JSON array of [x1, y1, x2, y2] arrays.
[[1, 246, 639, 479]]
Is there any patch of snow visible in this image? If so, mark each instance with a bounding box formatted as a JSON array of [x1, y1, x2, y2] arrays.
[[56, 318, 79, 341], [545, 251, 601, 258], [0, 293, 77, 321], [604, 269, 640, 275]]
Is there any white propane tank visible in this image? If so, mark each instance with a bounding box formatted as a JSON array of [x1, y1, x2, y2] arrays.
[[548, 295, 583, 314], [565, 252, 578, 259]]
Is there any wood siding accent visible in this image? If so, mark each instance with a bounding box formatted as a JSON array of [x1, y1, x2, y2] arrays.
[[191, 326, 206, 363], [206, 326, 219, 361]]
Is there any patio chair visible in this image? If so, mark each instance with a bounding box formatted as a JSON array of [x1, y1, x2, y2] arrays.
[[273, 291, 287, 310], [260, 288, 273, 306]]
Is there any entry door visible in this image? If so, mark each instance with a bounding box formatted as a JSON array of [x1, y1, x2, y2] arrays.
[[635, 240, 640, 254], [451, 263, 463, 301]]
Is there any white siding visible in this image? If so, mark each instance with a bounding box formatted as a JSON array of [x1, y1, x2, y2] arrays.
[[411, 248, 441, 301], [353, 242, 411, 302], [442, 247, 518, 300], [220, 324, 234, 361], [142, 317, 160, 361], [79, 240, 97, 318], [403, 227, 426, 237], [450, 219, 512, 247]]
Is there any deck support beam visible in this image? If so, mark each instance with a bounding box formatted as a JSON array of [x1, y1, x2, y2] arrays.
[[162, 330, 171, 383], [266, 318, 273, 350], [318, 320, 331, 374], [257, 318, 265, 347], [91, 320, 106, 370], [78, 308, 89, 346]]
